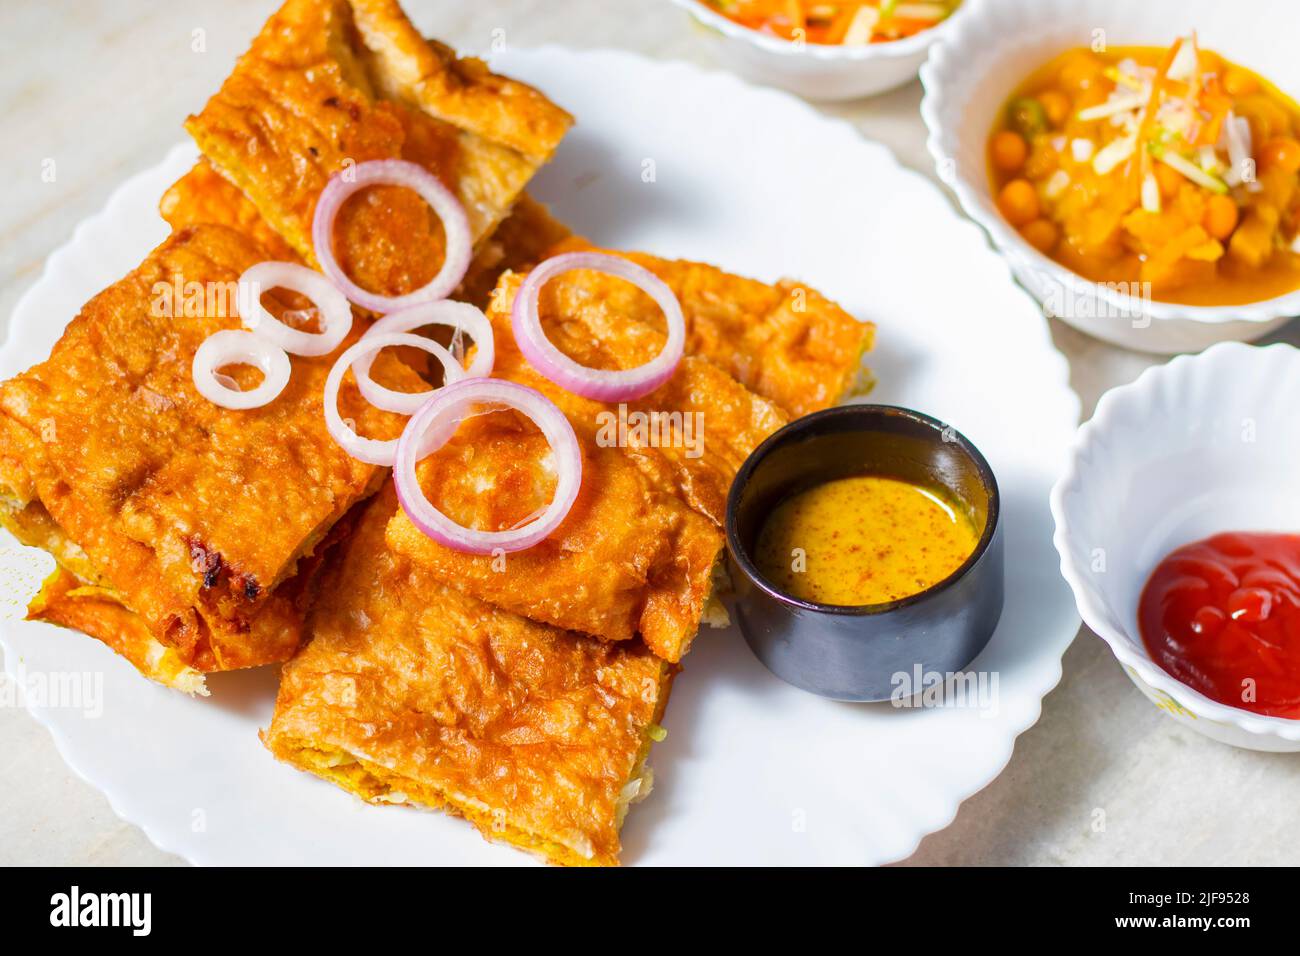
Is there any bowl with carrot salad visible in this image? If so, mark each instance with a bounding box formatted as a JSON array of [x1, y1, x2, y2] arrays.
[[923, 0, 1300, 352]]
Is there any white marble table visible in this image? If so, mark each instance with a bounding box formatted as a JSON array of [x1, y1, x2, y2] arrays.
[[2, 0, 1296, 866]]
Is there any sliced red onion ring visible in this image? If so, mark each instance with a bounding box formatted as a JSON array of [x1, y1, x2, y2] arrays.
[[354, 300, 495, 415], [237, 261, 353, 357], [311, 159, 472, 314], [323, 332, 464, 466], [394, 378, 582, 554], [510, 252, 686, 402], [191, 330, 292, 410]]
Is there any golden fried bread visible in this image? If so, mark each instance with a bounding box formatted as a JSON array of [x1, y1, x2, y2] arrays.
[[384, 406, 722, 663], [0, 224, 421, 686], [455, 193, 573, 306], [29, 567, 208, 694], [265, 486, 672, 866], [547, 238, 872, 417], [160, 160, 570, 310], [185, 0, 571, 299], [159, 161, 300, 263], [383, 263, 793, 661], [347, 1, 569, 161], [486, 269, 788, 526]]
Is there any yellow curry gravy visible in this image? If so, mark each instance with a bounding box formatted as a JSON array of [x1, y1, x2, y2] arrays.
[[988, 41, 1300, 306], [753, 475, 980, 607]]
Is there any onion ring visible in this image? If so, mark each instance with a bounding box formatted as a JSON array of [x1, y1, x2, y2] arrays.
[[323, 332, 464, 466], [191, 330, 291, 410], [354, 300, 495, 415], [510, 252, 686, 402], [311, 159, 472, 314], [394, 378, 582, 554], [236, 261, 354, 356]]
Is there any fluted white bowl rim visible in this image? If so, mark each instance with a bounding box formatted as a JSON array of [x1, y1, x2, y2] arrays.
[[1051, 341, 1300, 741]]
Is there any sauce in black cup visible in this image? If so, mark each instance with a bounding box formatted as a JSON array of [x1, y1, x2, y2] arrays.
[[725, 405, 1004, 701]]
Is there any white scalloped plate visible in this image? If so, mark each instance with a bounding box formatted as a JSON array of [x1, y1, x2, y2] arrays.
[[0, 48, 1080, 865]]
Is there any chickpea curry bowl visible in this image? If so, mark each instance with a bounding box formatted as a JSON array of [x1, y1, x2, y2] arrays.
[[988, 35, 1300, 307]]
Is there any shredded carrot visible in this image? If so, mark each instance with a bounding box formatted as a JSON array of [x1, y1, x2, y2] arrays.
[[1131, 38, 1185, 202], [822, 4, 859, 45], [877, 16, 942, 39], [1196, 91, 1232, 146]]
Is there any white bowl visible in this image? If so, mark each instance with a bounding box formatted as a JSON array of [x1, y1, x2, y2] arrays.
[[921, 0, 1300, 354], [669, 0, 968, 100], [1052, 341, 1300, 751]]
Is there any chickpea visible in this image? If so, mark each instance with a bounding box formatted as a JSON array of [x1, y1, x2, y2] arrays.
[[1202, 194, 1240, 241], [1058, 53, 1101, 92], [1237, 97, 1290, 144], [1260, 138, 1300, 174], [998, 179, 1040, 227], [1075, 85, 1110, 113], [991, 130, 1029, 172], [1154, 163, 1183, 201], [1022, 218, 1059, 253], [1223, 67, 1259, 97], [1024, 140, 1059, 180], [1037, 90, 1071, 128]]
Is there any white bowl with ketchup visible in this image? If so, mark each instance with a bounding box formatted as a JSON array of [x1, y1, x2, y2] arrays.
[[1052, 342, 1300, 751]]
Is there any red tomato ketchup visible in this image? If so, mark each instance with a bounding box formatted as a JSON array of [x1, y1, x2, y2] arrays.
[[1138, 532, 1300, 718]]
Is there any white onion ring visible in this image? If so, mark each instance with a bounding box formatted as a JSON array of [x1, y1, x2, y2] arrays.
[[323, 332, 464, 466], [311, 159, 472, 314], [354, 300, 495, 415], [510, 252, 686, 402], [394, 378, 582, 554], [236, 261, 354, 356], [191, 330, 291, 410]]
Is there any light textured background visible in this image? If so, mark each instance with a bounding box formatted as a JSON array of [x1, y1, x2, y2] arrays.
[[1, 0, 1297, 867]]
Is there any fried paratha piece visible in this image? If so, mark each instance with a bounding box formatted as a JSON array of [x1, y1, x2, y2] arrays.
[[455, 192, 573, 306], [384, 404, 722, 663], [185, 0, 571, 299], [547, 238, 873, 417], [0, 224, 420, 689], [265, 486, 672, 866], [384, 263, 793, 661], [160, 160, 570, 310], [159, 160, 300, 263], [486, 269, 788, 526], [28, 567, 207, 694]]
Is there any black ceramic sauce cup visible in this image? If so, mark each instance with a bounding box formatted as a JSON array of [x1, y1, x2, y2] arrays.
[[725, 405, 1004, 701]]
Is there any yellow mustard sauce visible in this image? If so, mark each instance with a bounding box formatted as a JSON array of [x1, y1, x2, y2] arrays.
[[753, 475, 980, 606]]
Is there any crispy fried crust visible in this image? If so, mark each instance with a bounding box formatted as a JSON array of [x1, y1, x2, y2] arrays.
[[488, 269, 788, 526], [385, 410, 722, 663], [184, 0, 571, 298], [159, 161, 300, 263], [29, 567, 207, 695], [160, 160, 570, 310], [265, 486, 673, 866], [547, 238, 873, 417], [455, 193, 573, 307], [16, 504, 347, 695], [384, 264, 792, 661], [0, 224, 419, 674], [347, 0, 570, 161]]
